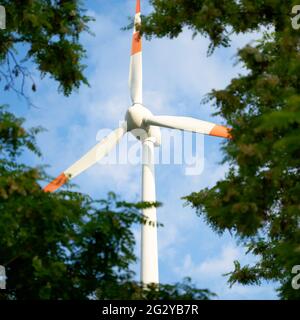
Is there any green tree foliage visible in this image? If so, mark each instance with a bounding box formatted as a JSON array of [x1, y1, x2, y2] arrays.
[[0, 105, 139, 299], [96, 277, 215, 300], [142, 1, 300, 299], [0, 0, 91, 96]]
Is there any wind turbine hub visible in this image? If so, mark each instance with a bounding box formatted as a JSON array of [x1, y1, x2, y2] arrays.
[[125, 104, 161, 146]]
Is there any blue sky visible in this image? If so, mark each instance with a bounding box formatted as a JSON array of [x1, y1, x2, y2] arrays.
[[3, 0, 278, 299]]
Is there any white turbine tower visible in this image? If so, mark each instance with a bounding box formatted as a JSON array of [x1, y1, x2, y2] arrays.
[[44, 0, 231, 285]]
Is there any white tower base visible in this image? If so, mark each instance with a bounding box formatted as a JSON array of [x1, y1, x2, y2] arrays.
[[141, 137, 159, 285]]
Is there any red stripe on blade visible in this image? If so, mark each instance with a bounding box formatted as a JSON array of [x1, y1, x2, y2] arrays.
[[44, 173, 68, 193], [131, 32, 142, 55], [136, 0, 141, 13]]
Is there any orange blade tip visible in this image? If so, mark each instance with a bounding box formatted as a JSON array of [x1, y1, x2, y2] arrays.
[[209, 125, 232, 139], [44, 173, 68, 193]]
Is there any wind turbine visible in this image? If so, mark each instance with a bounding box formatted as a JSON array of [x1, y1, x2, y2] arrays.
[[44, 0, 231, 285]]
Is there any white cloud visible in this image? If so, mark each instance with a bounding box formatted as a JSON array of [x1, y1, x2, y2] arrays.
[[172, 243, 277, 299], [175, 244, 240, 280]]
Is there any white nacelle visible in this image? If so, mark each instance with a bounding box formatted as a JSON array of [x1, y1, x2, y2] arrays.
[[125, 104, 161, 146]]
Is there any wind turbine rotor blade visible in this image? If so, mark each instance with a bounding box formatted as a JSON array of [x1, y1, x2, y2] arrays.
[[129, 0, 142, 104], [144, 115, 231, 139], [44, 126, 126, 192]]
